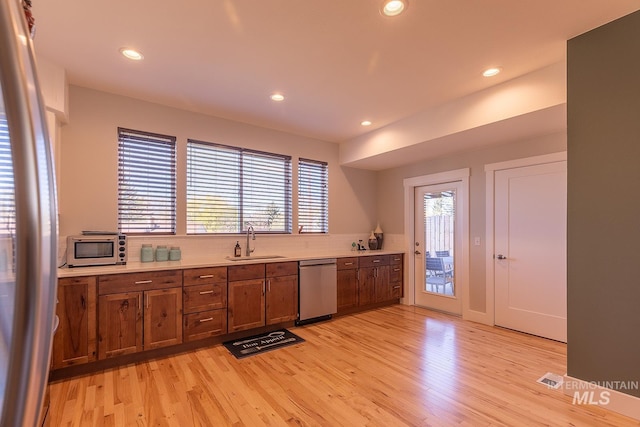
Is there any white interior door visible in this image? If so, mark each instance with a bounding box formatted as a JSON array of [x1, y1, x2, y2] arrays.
[[414, 182, 463, 315], [494, 161, 567, 342]]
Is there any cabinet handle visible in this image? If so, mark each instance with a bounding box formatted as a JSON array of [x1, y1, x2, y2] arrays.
[[134, 280, 152, 285], [393, 268, 400, 272], [146, 294, 149, 309], [262, 280, 265, 296], [356, 270, 360, 281], [374, 267, 378, 278], [393, 286, 401, 289], [199, 317, 214, 323], [199, 290, 214, 295], [373, 260, 381, 263], [199, 275, 214, 279], [344, 262, 353, 266], [393, 258, 400, 261], [138, 295, 141, 311], [267, 279, 271, 293]]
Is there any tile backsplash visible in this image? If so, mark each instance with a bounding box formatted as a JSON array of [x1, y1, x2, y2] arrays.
[[58, 233, 405, 266]]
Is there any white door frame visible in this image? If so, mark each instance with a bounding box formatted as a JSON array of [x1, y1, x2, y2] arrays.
[[403, 168, 470, 317], [484, 152, 567, 326]]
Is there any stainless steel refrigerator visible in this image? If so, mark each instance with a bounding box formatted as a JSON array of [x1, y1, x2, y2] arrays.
[[0, 0, 59, 425]]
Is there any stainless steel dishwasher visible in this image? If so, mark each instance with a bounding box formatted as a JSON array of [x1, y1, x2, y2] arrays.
[[297, 258, 337, 325]]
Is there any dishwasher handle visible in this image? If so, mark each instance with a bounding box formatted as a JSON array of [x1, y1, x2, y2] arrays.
[[299, 258, 337, 267]]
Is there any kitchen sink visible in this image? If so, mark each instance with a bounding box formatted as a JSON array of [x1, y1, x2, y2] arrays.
[[225, 255, 286, 261]]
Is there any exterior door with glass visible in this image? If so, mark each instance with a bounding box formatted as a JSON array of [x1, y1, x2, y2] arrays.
[[414, 182, 463, 315]]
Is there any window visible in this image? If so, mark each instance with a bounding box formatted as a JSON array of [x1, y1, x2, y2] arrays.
[[186, 140, 292, 233], [117, 128, 176, 234], [0, 116, 16, 239], [298, 158, 328, 233]]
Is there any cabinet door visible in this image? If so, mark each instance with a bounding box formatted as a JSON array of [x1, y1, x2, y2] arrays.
[[52, 277, 97, 369], [337, 268, 358, 311], [228, 279, 265, 332], [144, 288, 183, 350], [98, 292, 142, 359], [374, 265, 392, 302], [266, 275, 298, 325], [358, 267, 376, 306]]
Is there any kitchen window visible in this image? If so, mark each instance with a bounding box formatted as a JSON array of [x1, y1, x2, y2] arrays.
[[186, 140, 292, 234], [0, 116, 15, 241], [117, 128, 176, 234], [298, 158, 328, 233]]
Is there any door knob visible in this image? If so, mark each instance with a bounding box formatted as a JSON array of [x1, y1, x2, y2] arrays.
[[496, 254, 507, 260], [414, 250, 421, 255]]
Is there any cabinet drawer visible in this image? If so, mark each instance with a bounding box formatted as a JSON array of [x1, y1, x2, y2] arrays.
[[266, 261, 297, 277], [183, 283, 227, 313], [390, 254, 403, 265], [337, 257, 358, 270], [391, 283, 402, 299], [390, 266, 403, 283], [228, 263, 265, 281], [184, 267, 227, 286], [359, 255, 390, 268], [98, 270, 182, 295], [183, 309, 227, 342]]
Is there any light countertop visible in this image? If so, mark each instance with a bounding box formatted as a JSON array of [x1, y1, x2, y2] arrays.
[[57, 250, 405, 278]]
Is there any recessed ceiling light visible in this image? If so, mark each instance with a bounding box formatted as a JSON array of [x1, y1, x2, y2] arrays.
[[120, 48, 144, 61], [381, 0, 408, 17], [483, 67, 501, 77], [270, 93, 285, 102], [361, 120, 372, 126]]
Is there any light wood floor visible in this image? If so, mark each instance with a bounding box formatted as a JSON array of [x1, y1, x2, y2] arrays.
[[48, 305, 639, 426]]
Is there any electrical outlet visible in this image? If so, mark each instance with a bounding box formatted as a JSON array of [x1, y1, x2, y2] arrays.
[[474, 237, 481, 246]]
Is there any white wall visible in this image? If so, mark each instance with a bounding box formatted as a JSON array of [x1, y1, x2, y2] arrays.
[[376, 131, 567, 312], [58, 86, 378, 244]]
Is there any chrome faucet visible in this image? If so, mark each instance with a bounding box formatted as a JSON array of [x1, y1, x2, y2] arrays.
[[245, 224, 255, 257]]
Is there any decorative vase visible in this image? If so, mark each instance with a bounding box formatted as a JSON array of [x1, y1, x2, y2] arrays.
[[374, 223, 383, 250], [368, 231, 378, 250]]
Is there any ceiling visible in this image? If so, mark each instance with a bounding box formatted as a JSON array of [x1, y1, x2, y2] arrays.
[[32, 1, 639, 144]]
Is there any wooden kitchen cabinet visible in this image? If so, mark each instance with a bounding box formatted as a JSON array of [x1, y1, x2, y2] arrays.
[[98, 291, 142, 359], [97, 270, 182, 359], [359, 255, 393, 305], [228, 261, 298, 332], [337, 257, 359, 312], [183, 267, 227, 342], [390, 254, 404, 299], [265, 262, 298, 325], [228, 264, 265, 332], [52, 276, 97, 369], [144, 287, 183, 350]]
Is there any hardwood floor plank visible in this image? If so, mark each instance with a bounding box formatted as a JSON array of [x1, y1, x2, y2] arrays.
[[49, 305, 639, 426]]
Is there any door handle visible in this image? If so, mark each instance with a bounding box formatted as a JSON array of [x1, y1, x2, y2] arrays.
[[414, 250, 421, 255], [496, 254, 507, 260]]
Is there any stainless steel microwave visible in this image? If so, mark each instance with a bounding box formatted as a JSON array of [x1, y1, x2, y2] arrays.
[[67, 234, 127, 267]]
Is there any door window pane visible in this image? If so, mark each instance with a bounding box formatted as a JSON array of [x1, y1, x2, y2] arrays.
[[424, 190, 455, 295]]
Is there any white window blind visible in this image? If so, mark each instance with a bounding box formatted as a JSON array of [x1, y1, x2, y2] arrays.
[[187, 140, 292, 234], [298, 158, 328, 233], [0, 116, 16, 242], [118, 128, 176, 234]]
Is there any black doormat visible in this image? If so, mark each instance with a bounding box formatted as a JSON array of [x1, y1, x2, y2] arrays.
[[223, 329, 304, 359]]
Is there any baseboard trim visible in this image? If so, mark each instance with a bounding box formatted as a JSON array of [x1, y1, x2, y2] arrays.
[[463, 308, 492, 325], [563, 375, 640, 421]]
